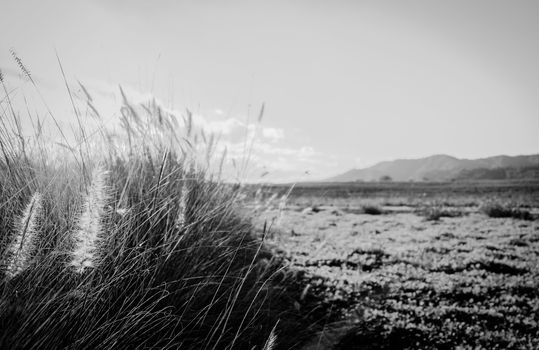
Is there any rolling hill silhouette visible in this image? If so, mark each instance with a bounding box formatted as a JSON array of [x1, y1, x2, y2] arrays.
[[328, 154, 539, 182]]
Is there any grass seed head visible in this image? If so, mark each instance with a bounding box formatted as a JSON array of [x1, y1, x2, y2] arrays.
[[5, 192, 42, 279], [70, 166, 109, 273]]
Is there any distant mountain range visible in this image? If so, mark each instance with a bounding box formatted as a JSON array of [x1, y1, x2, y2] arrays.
[[328, 154, 539, 182]]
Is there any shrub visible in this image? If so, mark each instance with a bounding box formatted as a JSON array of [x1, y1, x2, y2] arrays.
[[362, 205, 384, 215], [482, 203, 533, 221], [423, 207, 464, 221]]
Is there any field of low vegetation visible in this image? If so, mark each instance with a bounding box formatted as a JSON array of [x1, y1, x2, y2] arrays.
[[249, 183, 539, 349]]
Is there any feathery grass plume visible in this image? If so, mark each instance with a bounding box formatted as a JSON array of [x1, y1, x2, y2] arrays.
[[261, 322, 278, 350], [70, 166, 109, 273], [166, 171, 191, 261], [10, 48, 33, 83], [175, 159, 194, 230], [5, 192, 42, 279], [176, 183, 189, 229]]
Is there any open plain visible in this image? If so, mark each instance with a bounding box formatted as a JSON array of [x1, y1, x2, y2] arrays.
[[251, 181, 539, 349]]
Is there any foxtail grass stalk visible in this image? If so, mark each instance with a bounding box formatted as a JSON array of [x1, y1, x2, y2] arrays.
[[70, 166, 108, 273], [5, 192, 42, 278], [166, 180, 190, 261], [176, 183, 189, 228], [262, 324, 278, 350]]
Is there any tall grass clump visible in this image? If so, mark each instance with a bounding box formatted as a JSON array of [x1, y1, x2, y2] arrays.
[[0, 61, 330, 349]]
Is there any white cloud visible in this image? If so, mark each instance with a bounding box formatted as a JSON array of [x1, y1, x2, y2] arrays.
[[262, 127, 284, 142]]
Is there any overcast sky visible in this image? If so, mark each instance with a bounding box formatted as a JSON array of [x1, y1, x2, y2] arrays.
[[1, 0, 538, 181]]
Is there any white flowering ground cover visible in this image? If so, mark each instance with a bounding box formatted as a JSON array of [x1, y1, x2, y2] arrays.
[[258, 200, 539, 349]]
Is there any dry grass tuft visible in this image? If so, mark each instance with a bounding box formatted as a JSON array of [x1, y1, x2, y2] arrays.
[[0, 58, 328, 350]]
